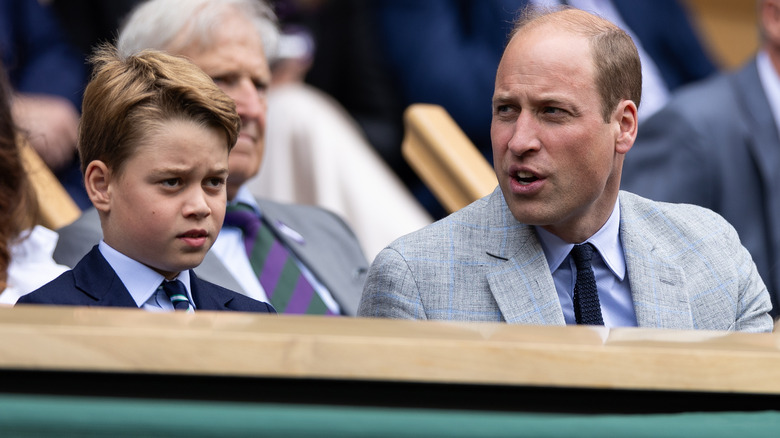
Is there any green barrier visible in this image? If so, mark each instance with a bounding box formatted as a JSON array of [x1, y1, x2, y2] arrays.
[[1, 393, 779, 438]]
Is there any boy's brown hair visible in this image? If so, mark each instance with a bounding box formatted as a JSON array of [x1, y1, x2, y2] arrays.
[[79, 44, 240, 176]]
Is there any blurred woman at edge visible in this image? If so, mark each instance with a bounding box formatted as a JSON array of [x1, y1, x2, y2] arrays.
[[0, 62, 68, 305]]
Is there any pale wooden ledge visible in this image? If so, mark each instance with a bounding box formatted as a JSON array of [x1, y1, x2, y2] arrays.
[[2, 305, 779, 395], [19, 139, 81, 229], [402, 104, 497, 213]]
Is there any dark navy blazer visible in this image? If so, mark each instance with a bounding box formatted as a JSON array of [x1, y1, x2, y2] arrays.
[[18, 246, 276, 313]]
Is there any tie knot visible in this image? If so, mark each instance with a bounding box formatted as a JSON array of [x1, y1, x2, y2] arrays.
[[224, 203, 261, 234], [161, 279, 193, 312], [571, 243, 595, 266]]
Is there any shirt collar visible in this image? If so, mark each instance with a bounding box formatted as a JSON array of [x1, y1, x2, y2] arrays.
[[230, 186, 262, 216], [535, 198, 626, 280], [98, 240, 192, 307]]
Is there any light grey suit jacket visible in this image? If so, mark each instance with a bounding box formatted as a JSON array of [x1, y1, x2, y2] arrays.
[[54, 198, 368, 316], [621, 58, 780, 314], [358, 188, 773, 332]]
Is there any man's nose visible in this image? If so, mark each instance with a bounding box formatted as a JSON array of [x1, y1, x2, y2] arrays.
[[231, 78, 265, 125], [507, 113, 542, 156]]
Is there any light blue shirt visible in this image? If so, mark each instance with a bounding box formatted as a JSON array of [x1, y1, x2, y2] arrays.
[[536, 199, 638, 327], [212, 186, 341, 314], [98, 241, 194, 311]]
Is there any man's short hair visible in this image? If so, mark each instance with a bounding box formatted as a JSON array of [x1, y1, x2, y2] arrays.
[[78, 45, 241, 176], [509, 6, 642, 122]]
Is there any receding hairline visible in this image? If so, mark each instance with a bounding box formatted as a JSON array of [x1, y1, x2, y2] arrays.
[[510, 7, 620, 42]]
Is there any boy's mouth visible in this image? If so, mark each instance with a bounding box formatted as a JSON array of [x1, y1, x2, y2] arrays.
[[178, 229, 208, 238], [178, 229, 209, 247]]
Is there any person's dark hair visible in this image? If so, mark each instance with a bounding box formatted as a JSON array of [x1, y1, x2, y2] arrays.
[[0, 63, 39, 291], [79, 44, 241, 176], [509, 6, 642, 122]]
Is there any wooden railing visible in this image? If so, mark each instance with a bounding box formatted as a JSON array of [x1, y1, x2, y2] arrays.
[[2, 305, 779, 411], [402, 104, 497, 213]]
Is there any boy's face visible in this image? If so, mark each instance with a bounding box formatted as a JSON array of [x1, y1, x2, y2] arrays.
[[99, 119, 229, 279]]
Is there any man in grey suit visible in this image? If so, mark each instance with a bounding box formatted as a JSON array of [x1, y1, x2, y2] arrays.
[[54, 0, 368, 316], [358, 6, 773, 332], [621, 0, 780, 316]]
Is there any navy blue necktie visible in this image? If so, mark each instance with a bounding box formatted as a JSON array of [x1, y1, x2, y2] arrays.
[[571, 243, 603, 325], [161, 279, 194, 312]]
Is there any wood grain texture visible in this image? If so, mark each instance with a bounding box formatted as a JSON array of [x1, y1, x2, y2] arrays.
[[2, 306, 779, 394]]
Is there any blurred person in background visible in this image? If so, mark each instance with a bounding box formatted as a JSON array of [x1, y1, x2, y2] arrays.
[[1, 0, 90, 209], [0, 60, 68, 305], [622, 0, 780, 315]]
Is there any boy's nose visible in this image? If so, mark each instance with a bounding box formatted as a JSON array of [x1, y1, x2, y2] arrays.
[[183, 189, 212, 219]]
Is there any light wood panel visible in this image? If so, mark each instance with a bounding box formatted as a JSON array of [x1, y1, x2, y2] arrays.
[[19, 139, 81, 229], [3, 306, 780, 395], [402, 104, 497, 213]]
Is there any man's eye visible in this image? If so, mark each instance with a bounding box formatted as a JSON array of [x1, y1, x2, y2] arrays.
[[252, 79, 268, 93], [495, 105, 513, 114], [212, 75, 238, 87]]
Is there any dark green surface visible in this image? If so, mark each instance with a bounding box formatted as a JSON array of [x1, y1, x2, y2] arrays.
[[0, 393, 778, 437]]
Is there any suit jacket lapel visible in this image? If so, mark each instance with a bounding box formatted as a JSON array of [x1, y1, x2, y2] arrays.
[[190, 270, 235, 310], [482, 190, 565, 325], [72, 246, 137, 307], [619, 193, 692, 329]]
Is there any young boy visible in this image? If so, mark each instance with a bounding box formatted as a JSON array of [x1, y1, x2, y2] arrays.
[[18, 45, 275, 313]]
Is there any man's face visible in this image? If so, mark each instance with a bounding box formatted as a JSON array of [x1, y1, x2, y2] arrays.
[[178, 12, 271, 201], [491, 26, 629, 243], [100, 120, 229, 279]]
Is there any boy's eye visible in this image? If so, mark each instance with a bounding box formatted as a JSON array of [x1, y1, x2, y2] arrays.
[[161, 178, 181, 188], [204, 177, 225, 188]]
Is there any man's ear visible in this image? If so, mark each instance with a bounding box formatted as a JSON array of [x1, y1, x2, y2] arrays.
[[84, 160, 112, 213], [614, 99, 638, 155]]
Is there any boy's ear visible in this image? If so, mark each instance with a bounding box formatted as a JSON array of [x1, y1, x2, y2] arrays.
[[84, 160, 112, 213]]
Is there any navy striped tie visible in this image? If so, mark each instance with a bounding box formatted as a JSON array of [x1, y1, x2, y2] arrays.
[[161, 279, 194, 312]]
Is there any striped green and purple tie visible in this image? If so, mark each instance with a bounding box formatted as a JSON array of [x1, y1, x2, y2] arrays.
[[224, 203, 335, 315]]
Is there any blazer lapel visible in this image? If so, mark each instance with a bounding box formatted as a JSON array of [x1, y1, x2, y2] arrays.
[[482, 190, 565, 325], [619, 194, 692, 329], [190, 270, 235, 310], [72, 246, 137, 307]]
